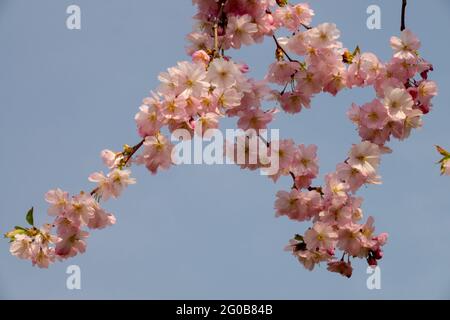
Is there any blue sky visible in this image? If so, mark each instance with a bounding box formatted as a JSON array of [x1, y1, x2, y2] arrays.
[[1, 0, 450, 299]]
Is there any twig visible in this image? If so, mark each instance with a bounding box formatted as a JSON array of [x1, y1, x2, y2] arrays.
[[401, 0, 407, 31], [301, 23, 312, 30], [213, 0, 227, 56], [272, 35, 297, 63]]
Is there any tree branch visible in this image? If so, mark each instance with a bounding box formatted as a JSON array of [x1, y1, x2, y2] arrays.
[[401, 0, 407, 31], [272, 35, 297, 63], [213, 0, 227, 56]]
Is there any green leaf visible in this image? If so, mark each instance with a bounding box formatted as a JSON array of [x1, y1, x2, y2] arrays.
[[4, 228, 26, 239], [26, 207, 34, 226]]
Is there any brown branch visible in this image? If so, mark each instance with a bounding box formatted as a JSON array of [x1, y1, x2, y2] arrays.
[[401, 0, 407, 31], [123, 139, 145, 166], [301, 23, 312, 30], [272, 35, 297, 63], [213, 0, 227, 56]]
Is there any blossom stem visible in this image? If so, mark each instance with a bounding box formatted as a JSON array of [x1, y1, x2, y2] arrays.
[[272, 35, 296, 62], [401, 0, 407, 31], [289, 171, 298, 189], [301, 23, 312, 30], [213, 0, 227, 56]]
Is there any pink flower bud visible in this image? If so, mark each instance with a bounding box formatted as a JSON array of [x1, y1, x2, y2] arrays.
[[367, 256, 378, 266], [239, 63, 250, 73], [407, 87, 418, 100], [192, 50, 210, 65], [101, 149, 117, 169], [419, 104, 430, 114], [376, 232, 389, 246], [374, 249, 384, 260]]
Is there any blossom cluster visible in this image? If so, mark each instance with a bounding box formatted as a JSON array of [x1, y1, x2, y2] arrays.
[[6, 154, 135, 268], [263, 10, 436, 276], [5, 1, 437, 278]]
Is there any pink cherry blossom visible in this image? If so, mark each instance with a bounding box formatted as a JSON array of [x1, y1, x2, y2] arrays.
[[237, 108, 275, 131], [290, 144, 319, 177], [275, 189, 322, 222], [327, 260, 353, 278], [191, 50, 210, 65], [360, 99, 389, 130], [273, 3, 314, 32], [390, 29, 421, 60], [172, 61, 209, 97], [337, 223, 364, 256], [296, 249, 332, 271], [88, 207, 116, 230], [323, 173, 349, 199], [348, 141, 381, 176], [383, 87, 414, 121], [206, 58, 242, 89], [268, 139, 296, 180], [101, 149, 120, 169], [89, 169, 136, 201], [161, 93, 188, 121], [45, 188, 69, 216], [275, 189, 301, 219], [10, 234, 33, 260], [66, 193, 96, 226], [135, 103, 163, 138], [336, 162, 368, 193], [277, 91, 311, 114], [304, 222, 338, 251], [417, 80, 438, 106], [31, 245, 55, 269], [195, 112, 221, 136], [55, 226, 89, 259], [226, 14, 258, 49], [215, 87, 243, 109], [266, 60, 299, 85], [136, 134, 174, 174]]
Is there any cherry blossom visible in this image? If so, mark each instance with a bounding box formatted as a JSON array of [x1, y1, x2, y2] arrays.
[[348, 141, 381, 176], [88, 169, 136, 201], [4, 0, 438, 277], [390, 29, 421, 60], [383, 87, 414, 121]]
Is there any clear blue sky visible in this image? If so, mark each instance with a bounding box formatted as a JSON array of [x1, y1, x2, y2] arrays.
[[1, 0, 449, 299]]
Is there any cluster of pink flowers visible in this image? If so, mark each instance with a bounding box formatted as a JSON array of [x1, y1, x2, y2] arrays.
[[5, 1, 437, 277], [263, 9, 436, 276], [7, 151, 135, 268], [189, 0, 279, 53]]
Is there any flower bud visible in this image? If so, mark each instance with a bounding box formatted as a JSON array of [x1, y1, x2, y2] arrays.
[[367, 256, 378, 266], [192, 50, 210, 65], [374, 249, 384, 260], [276, 0, 289, 7]]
